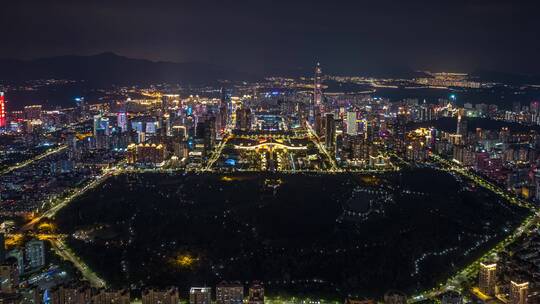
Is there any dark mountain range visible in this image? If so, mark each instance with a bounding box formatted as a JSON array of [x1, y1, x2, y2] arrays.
[[0, 53, 538, 86], [0, 52, 256, 85], [265, 64, 427, 79]]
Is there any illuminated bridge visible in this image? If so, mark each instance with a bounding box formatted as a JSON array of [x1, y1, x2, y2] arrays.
[[234, 140, 308, 151]]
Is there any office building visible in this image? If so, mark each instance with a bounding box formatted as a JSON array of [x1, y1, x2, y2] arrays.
[[314, 108, 323, 137], [346, 111, 357, 135], [325, 113, 336, 150], [196, 118, 216, 152], [117, 111, 128, 132], [25, 239, 46, 270], [236, 108, 252, 131], [145, 120, 158, 135], [93, 115, 103, 136]]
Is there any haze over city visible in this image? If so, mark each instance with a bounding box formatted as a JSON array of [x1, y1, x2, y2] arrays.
[[1, 0, 540, 74]]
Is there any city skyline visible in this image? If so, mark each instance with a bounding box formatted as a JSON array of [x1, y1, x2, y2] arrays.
[[1, 60, 540, 303], [2, 2, 540, 304]]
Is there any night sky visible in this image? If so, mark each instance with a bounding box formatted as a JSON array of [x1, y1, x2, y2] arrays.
[[1, 0, 539, 75]]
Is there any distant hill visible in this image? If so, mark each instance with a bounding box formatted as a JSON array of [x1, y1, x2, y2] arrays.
[[266, 63, 426, 79], [1, 53, 538, 86], [471, 69, 540, 85], [0, 52, 256, 85]]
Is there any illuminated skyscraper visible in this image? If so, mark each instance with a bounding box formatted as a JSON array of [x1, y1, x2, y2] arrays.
[[161, 94, 179, 111], [93, 114, 112, 137], [94, 115, 103, 136], [394, 113, 408, 151], [25, 239, 46, 269], [456, 113, 467, 139], [314, 63, 323, 105], [325, 113, 336, 150], [101, 117, 111, 136], [117, 111, 128, 132], [145, 120, 157, 134], [314, 108, 323, 137], [218, 88, 229, 132], [0, 92, 6, 128], [510, 281, 529, 304], [479, 262, 497, 296], [75, 96, 87, 117], [196, 117, 216, 153], [235, 107, 252, 131], [346, 111, 358, 135]]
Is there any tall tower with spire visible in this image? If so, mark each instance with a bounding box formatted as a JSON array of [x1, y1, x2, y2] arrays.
[[0, 92, 6, 129], [218, 87, 229, 133], [314, 63, 323, 105]]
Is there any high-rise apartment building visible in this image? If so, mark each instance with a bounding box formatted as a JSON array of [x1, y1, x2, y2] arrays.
[[479, 262, 497, 296], [189, 287, 211, 304], [248, 282, 264, 304], [142, 287, 180, 304], [216, 281, 244, 304], [510, 281, 529, 304], [0, 262, 19, 293]]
